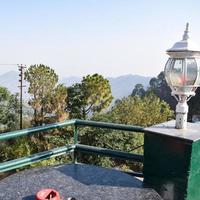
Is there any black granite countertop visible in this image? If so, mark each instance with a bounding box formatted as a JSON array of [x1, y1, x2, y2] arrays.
[[0, 164, 162, 200]]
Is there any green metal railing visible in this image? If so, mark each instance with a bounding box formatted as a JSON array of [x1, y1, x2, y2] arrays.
[[0, 119, 144, 175]]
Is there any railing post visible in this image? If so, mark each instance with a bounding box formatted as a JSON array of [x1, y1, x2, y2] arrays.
[[73, 124, 78, 163]]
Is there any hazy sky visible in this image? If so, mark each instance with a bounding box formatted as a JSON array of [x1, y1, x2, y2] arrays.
[[0, 0, 200, 78]]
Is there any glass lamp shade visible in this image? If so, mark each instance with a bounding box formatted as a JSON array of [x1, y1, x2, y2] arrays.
[[164, 58, 200, 95]]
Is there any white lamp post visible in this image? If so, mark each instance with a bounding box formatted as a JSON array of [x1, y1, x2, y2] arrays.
[[164, 23, 200, 129]]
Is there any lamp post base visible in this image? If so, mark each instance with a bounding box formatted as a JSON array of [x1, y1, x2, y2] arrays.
[[175, 101, 188, 129]]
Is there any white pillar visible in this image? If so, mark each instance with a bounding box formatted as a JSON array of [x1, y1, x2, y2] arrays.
[[175, 101, 188, 129]]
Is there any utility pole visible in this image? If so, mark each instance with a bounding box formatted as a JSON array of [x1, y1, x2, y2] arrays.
[[18, 64, 26, 129]]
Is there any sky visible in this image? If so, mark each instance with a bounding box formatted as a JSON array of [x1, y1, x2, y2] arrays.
[[0, 0, 200, 78]]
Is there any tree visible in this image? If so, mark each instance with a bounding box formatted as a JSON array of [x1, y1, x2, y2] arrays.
[[24, 65, 69, 168], [0, 87, 10, 101], [50, 84, 69, 122], [67, 73, 113, 119], [67, 83, 85, 119], [148, 71, 176, 110], [0, 86, 19, 132], [112, 93, 174, 127], [187, 88, 200, 121], [25, 64, 68, 125], [131, 83, 146, 97], [0, 71, 70, 170], [79, 93, 173, 171], [147, 71, 200, 121]]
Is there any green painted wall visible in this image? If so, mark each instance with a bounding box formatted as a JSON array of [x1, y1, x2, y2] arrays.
[[143, 133, 192, 200], [187, 139, 200, 200]]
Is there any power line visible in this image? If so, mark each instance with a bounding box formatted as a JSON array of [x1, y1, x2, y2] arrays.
[[0, 64, 20, 65], [0, 64, 29, 67]]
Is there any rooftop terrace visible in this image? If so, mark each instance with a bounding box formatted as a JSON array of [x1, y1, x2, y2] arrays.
[[0, 119, 200, 200]]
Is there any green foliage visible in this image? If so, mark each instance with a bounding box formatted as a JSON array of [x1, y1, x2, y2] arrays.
[[30, 128, 73, 168], [0, 87, 10, 101], [0, 86, 34, 168], [67, 83, 84, 119], [47, 84, 69, 123], [79, 93, 173, 171], [1, 66, 70, 171], [188, 88, 200, 121], [0, 69, 175, 174], [131, 83, 146, 97], [147, 71, 200, 121], [0, 86, 19, 132], [82, 74, 113, 113], [67, 73, 113, 119], [0, 65, 71, 170], [25, 64, 68, 125], [112, 94, 174, 127], [0, 133, 72, 170], [0, 136, 35, 162], [148, 71, 176, 111]]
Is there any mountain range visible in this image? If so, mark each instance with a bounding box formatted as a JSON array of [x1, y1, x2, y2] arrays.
[[0, 71, 152, 100]]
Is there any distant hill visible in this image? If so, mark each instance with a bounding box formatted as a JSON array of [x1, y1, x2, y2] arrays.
[[0, 71, 152, 100], [61, 76, 82, 86], [61, 74, 151, 100], [0, 71, 19, 94], [107, 75, 151, 100]]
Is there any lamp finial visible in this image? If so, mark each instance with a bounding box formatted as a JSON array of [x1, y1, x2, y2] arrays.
[[182, 22, 189, 40]]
